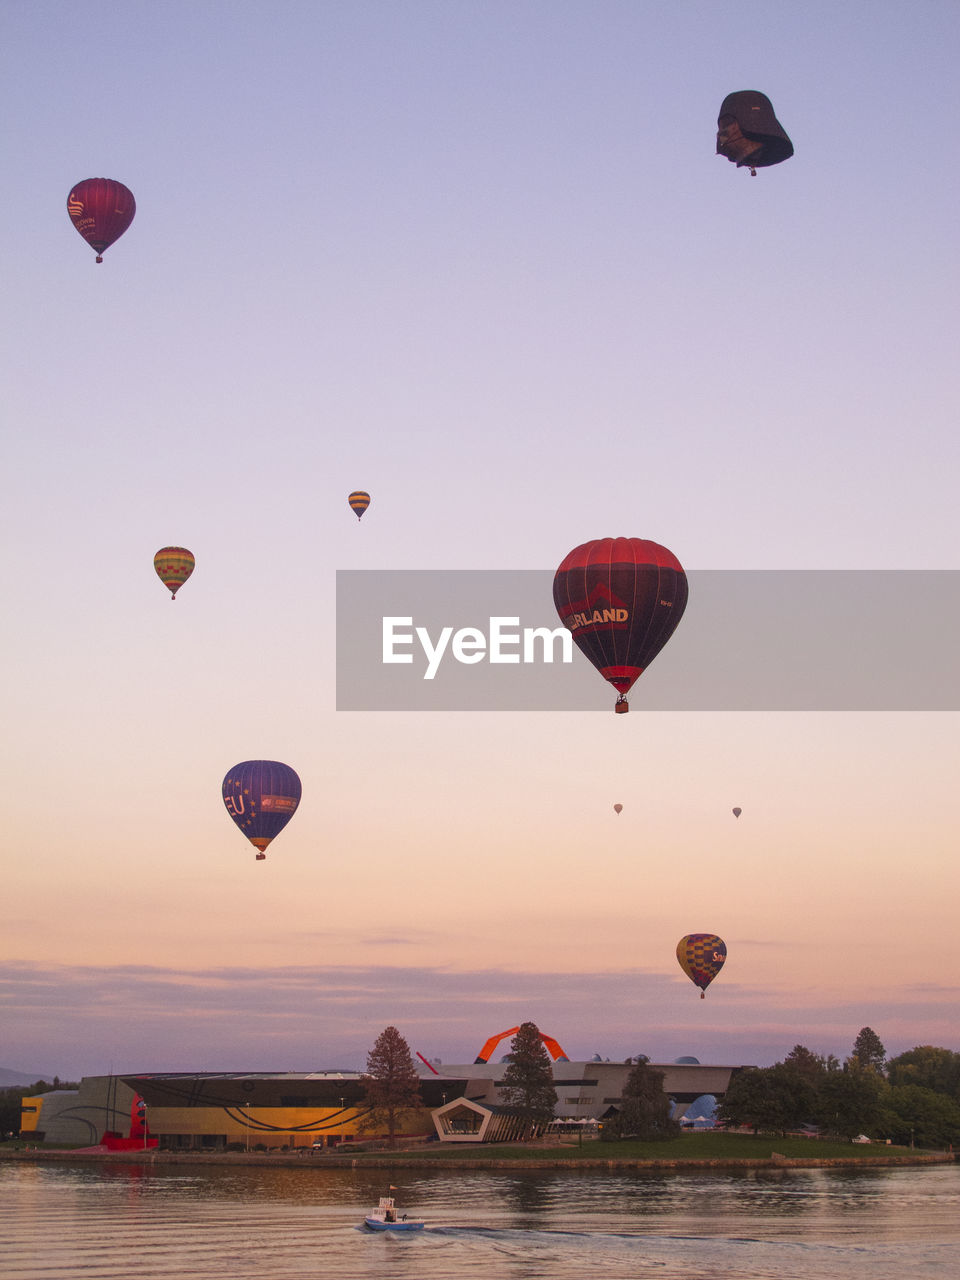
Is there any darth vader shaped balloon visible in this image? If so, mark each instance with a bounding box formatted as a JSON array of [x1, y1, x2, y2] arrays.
[[717, 91, 793, 176]]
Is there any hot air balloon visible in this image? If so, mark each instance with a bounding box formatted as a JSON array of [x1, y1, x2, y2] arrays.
[[67, 179, 136, 262], [153, 547, 195, 599], [348, 491, 370, 520], [716, 91, 793, 176], [677, 934, 727, 999], [221, 760, 302, 860], [553, 538, 687, 713], [732, 807, 742, 818], [614, 803, 623, 815]]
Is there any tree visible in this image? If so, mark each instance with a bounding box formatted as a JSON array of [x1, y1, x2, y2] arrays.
[[359, 1026, 423, 1147], [783, 1044, 840, 1079], [878, 1083, 960, 1149], [851, 1027, 886, 1073], [816, 1062, 883, 1140], [886, 1046, 960, 1100], [499, 1022, 558, 1139], [616, 1055, 680, 1141], [717, 1064, 815, 1135]]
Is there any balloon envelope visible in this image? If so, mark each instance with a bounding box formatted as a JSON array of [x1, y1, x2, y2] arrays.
[[348, 490, 370, 519], [716, 91, 793, 174], [553, 538, 687, 712], [154, 547, 195, 599], [732, 807, 742, 818], [677, 934, 727, 997], [222, 760, 302, 859], [67, 179, 136, 261], [613, 803, 623, 814]]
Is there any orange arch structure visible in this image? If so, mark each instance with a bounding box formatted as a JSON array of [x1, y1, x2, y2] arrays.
[[474, 1027, 569, 1064]]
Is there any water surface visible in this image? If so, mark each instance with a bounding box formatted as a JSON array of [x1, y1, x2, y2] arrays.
[[2, 1160, 957, 1279]]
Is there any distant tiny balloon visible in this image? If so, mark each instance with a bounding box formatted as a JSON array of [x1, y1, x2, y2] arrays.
[[154, 547, 195, 599], [614, 803, 623, 815], [732, 807, 742, 818], [348, 491, 370, 520]]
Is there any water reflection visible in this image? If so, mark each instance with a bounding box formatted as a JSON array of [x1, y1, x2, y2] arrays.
[[1, 1160, 957, 1280]]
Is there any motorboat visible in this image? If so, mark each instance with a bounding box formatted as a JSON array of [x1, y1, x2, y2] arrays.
[[363, 1195, 424, 1232]]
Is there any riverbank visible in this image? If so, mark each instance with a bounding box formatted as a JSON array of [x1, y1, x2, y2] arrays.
[[2, 1135, 954, 1172]]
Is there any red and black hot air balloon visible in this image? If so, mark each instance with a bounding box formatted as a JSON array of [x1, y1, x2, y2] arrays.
[[553, 538, 688, 713], [67, 179, 136, 262]]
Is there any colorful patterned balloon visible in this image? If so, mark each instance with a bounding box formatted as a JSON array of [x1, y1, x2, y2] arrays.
[[348, 491, 370, 520], [153, 547, 195, 599], [677, 934, 727, 998]]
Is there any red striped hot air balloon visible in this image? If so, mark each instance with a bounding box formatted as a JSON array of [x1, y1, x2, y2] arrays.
[[67, 179, 136, 262], [154, 547, 195, 600], [348, 491, 370, 520], [553, 537, 688, 713]]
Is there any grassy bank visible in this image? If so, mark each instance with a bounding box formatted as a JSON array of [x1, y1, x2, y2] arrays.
[[3, 1132, 952, 1169]]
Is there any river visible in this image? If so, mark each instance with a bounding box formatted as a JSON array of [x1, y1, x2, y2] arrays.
[[1, 1160, 957, 1279]]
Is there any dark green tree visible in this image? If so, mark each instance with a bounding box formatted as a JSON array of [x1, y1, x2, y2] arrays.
[[886, 1046, 960, 1100], [500, 1022, 558, 1139], [851, 1027, 886, 1073], [878, 1083, 960, 1149], [359, 1026, 423, 1147], [616, 1056, 680, 1140], [783, 1044, 840, 1079], [717, 1064, 816, 1135], [816, 1062, 883, 1140]]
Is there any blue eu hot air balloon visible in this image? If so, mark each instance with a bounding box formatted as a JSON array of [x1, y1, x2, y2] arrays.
[[222, 760, 302, 861]]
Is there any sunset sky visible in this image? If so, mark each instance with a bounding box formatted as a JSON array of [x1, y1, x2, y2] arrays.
[[2, 1, 958, 1080]]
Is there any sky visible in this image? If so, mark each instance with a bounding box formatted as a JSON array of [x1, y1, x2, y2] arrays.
[[2, 0, 958, 1081]]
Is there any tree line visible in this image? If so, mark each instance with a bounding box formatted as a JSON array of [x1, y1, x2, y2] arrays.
[[717, 1029, 960, 1148]]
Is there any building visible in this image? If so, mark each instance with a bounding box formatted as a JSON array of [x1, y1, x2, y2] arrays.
[[20, 1077, 144, 1146], [21, 1043, 750, 1148]]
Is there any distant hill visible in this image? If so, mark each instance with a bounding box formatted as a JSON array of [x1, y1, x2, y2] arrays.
[[0, 1067, 55, 1087]]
